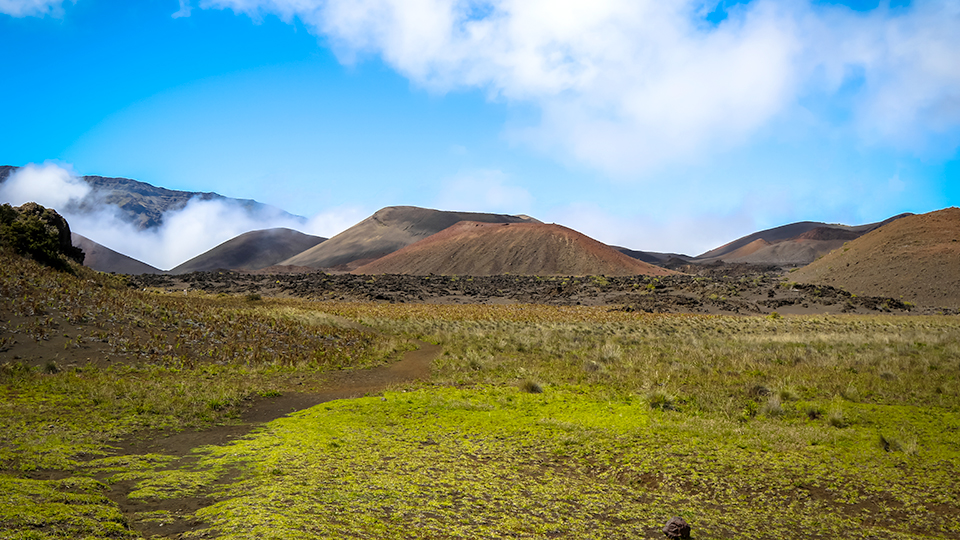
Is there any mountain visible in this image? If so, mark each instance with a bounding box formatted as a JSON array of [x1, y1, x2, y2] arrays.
[[353, 221, 676, 277], [1, 165, 303, 230], [791, 208, 960, 307], [282, 206, 540, 270], [614, 247, 691, 265], [696, 214, 912, 265], [71, 233, 162, 275], [170, 228, 326, 274]]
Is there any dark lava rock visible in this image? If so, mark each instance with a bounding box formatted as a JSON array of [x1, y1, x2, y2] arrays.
[[663, 516, 691, 539]]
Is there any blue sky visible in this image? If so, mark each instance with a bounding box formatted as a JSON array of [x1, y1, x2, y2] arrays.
[[1, 0, 958, 264]]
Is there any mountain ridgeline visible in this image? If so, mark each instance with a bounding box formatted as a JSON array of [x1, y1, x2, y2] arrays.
[[5, 166, 959, 308]]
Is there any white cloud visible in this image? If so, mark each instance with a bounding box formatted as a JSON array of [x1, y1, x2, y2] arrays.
[[0, 162, 90, 209], [0, 0, 73, 17], [302, 206, 368, 239], [0, 163, 349, 270], [197, 0, 960, 173], [434, 169, 533, 214], [172, 0, 193, 18]]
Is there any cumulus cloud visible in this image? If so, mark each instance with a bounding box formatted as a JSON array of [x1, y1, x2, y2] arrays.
[[197, 0, 960, 173], [0, 0, 73, 17], [0, 163, 351, 270], [434, 169, 533, 215]]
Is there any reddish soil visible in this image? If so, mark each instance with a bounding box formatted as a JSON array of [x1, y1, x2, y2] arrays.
[[353, 221, 675, 277], [281, 206, 537, 269], [792, 207, 960, 308], [796, 226, 861, 241]]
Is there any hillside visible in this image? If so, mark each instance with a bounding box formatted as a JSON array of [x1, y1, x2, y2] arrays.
[[170, 228, 326, 274], [791, 207, 960, 307], [352, 221, 676, 277], [282, 206, 539, 270], [614, 247, 690, 265], [697, 214, 911, 265], [71, 233, 162, 275]]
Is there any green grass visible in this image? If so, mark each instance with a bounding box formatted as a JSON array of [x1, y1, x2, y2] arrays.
[[142, 386, 956, 539], [2, 254, 960, 538]]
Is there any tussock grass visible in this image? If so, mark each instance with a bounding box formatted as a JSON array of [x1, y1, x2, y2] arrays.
[[4, 258, 960, 538], [0, 249, 408, 472]]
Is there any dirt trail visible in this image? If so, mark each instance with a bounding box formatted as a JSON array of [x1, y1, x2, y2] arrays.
[[109, 338, 441, 539], [117, 339, 441, 457]]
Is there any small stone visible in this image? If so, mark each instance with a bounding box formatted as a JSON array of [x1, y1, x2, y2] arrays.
[[663, 516, 691, 539]]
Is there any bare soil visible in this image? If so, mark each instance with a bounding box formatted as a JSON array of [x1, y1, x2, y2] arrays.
[[792, 207, 960, 308], [352, 221, 674, 277]]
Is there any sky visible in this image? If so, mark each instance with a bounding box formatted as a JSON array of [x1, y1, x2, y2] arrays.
[[1, 0, 958, 269]]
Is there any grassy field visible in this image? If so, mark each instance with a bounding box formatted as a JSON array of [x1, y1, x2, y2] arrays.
[[2, 252, 960, 538]]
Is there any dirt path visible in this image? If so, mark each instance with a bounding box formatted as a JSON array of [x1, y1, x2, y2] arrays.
[[117, 339, 441, 457], [110, 338, 441, 538]]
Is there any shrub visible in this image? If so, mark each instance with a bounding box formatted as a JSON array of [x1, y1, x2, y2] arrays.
[[827, 406, 848, 428], [647, 389, 677, 411], [0, 202, 84, 271], [761, 394, 783, 417], [519, 379, 543, 393]]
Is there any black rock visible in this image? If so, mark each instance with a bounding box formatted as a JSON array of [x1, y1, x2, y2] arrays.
[[663, 516, 691, 539]]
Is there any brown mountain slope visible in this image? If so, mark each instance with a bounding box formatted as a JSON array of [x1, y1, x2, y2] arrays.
[[727, 238, 849, 266], [71, 233, 162, 275], [170, 228, 326, 274], [697, 214, 912, 263], [791, 207, 960, 307], [352, 221, 676, 277], [282, 206, 539, 270]]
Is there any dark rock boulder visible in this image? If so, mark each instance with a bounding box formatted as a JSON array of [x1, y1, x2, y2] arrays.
[[663, 516, 691, 539]]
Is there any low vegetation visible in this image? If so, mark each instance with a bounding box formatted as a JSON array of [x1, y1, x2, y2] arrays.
[[2, 247, 959, 538]]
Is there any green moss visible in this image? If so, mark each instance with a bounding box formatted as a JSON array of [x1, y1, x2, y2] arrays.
[[170, 386, 960, 539], [0, 475, 135, 539]]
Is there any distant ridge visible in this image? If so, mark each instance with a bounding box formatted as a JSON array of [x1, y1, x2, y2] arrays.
[[71, 233, 162, 275], [614, 247, 690, 265], [695, 214, 912, 266], [791, 207, 960, 307], [353, 221, 676, 277], [1, 165, 303, 231], [170, 228, 326, 274], [282, 206, 539, 270]]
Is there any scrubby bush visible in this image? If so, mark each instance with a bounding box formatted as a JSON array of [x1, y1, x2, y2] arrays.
[[0, 202, 84, 271]]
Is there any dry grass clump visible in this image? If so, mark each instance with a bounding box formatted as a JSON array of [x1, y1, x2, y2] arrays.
[[647, 389, 677, 411], [827, 404, 849, 428], [518, 379, 543, 393]]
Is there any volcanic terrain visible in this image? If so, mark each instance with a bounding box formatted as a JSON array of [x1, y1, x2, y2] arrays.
[[696, 214, 911, 266], [791, 207, 960, 308], [170, 228, 326, 274], [280, 206, 538, 270], [353, 221, 675, 277], [71, 233, 162, 275]]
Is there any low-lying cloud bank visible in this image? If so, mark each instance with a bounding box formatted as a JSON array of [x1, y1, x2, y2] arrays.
[[0, 163, 362, 270]]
